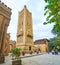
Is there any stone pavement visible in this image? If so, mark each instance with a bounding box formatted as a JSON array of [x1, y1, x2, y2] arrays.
[[0, 53, 60, 65], [22, 53, 60, 65], [0, 55, 12, 65], [0, 53, 43, 65]]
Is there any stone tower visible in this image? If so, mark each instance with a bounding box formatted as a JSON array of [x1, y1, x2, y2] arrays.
[[0, 1, 12, 63], [0, 1, 12, 53], [16, 5, 34, 53]]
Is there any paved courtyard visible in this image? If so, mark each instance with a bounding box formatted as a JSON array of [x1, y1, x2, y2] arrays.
[[0, 53, 60, 65], [22, 53, 60, 65]]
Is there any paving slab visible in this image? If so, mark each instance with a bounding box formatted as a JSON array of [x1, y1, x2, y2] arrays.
[[0, 53, 60, 65]]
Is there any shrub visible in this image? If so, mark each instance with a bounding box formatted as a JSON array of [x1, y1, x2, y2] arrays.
[[10, 48, 21, 57]]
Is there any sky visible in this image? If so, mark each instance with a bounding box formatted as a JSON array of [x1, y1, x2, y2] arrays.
[[2, 0, 55, 41]]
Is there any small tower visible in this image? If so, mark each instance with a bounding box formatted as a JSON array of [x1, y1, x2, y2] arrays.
[[16, 5, 34, 53], [0, 1, 12, 63], [0, 1, 12, 52]]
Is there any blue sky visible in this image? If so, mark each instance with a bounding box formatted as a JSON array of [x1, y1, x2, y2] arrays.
[[2, 0, 55, 41]]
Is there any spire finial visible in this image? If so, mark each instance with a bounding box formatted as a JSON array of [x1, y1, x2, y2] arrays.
[[24, 5, 26, 8]]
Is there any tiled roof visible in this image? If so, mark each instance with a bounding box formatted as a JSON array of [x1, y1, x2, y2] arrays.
[[34, 39, 49, 44]]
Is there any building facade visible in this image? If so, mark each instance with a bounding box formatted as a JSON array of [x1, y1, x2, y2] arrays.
[[16, 6, 34, 53], [0, 1, 12, 54], [0, 1, 12, 63], [9, 40, 16, 51], [34, 39, 49, 52], [4, 33, 10, 55]]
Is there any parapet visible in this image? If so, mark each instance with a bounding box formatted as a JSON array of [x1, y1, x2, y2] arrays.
[[0, 1, 12, 12]]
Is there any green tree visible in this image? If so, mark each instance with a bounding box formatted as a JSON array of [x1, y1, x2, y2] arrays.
[[52, 24, 60, 35], [44, 0, 60, 51], [44, 0, 60, 35], [49, 36, 60, 51]]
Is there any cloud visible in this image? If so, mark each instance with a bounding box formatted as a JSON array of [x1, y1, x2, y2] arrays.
[[33, 22, 55, 40]]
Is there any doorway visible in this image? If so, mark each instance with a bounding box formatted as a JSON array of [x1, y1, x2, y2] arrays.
[[29, 46, 31, 51]]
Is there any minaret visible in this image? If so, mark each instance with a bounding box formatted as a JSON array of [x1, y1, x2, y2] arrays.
[[16, 5, 34, 53]]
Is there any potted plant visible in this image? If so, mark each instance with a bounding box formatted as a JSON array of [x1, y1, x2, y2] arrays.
[[10, 48, 22, 65]]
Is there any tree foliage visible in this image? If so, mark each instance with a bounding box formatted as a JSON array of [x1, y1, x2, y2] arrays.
[[44, 0, 60, 51], [52, 24, 60, 35], [44, 0, 60, 35], [49, 36, 60, 51], [10, 48, 21, 55]]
